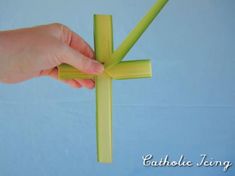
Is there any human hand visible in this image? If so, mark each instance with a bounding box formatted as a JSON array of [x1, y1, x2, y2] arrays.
[[0, 23, 104, 89]]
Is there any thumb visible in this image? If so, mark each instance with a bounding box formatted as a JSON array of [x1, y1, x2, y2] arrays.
[[60, 45, 104, 74]]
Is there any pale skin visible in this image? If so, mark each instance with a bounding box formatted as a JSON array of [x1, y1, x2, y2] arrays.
[[0, 23, 104, 89]]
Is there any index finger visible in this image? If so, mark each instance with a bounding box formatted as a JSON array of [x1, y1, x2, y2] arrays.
[[69, 31, 95, 59], [49, 23, 95, 59]]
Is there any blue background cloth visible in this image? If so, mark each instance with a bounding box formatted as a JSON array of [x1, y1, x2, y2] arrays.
[[0, 0, 234, 175]]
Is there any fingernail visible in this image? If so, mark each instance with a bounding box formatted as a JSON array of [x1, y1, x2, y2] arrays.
[[89, 82, 95, 89], [93, 62, 104, 74], [87, 85, 95, 89], [85, 81, 95, 89], [89, 50, 95, 59]]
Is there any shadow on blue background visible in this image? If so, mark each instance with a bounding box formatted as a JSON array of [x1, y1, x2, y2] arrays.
[[0, 0, 234, 175]]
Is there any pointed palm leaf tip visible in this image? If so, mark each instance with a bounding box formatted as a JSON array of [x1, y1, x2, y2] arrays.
[[58, 0, 168, 163]]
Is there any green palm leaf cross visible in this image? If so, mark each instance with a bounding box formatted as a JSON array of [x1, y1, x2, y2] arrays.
[[58, 0, 168, 163]]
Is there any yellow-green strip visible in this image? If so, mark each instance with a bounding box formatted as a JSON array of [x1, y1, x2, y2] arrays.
[[106, 0, 168, 68], [106, 60, 152, 80], [58, 64, 95, 80], [94, 15, 113, 163]]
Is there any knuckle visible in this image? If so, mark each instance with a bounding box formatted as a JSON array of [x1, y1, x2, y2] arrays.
[[51, 23, 65, 30], [49, 23, 71, 43], [50, 23, 72, 44]]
